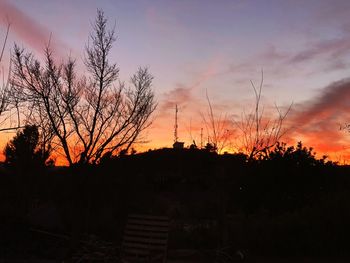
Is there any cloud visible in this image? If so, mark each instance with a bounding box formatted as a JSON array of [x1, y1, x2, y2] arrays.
[[286, 1, 350, 70], [160, 58, 220, 112], [314, 1, 350, 32], [289, 37, 350, 65], [293, 78, 350, 125], [227, 34, 350, 79], [160, 85, 193, 112], [289, 78, 350, 155], [0, 0, 66, 57]]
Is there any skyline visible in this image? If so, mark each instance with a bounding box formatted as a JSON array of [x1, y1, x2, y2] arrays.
[[1, 0, 350, 163]]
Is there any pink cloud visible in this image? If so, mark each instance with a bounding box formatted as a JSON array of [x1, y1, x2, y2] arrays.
[[161, 86, 193, 112], [160, 57, 220, 112], [0, 0, 66, 57]]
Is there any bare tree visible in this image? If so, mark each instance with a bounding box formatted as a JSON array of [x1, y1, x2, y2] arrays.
[[12, 10, 156, 166], [234, 71, 292, 160], [201, 90, 232, 153], [0, 22, 19, 132], [0, 23, 9, 120]]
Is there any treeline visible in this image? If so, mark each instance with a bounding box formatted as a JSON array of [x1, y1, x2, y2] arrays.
[[1, 142, 350, 259]]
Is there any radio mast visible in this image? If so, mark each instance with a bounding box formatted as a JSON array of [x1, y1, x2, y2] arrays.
[[174, 104, 178, 143], [200, 127, 203, 149], [173, 105, 184, 149]]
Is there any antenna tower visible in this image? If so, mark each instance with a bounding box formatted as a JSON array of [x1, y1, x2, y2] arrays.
[[174, 104, 178, 143], [200, 128, 203, 149]]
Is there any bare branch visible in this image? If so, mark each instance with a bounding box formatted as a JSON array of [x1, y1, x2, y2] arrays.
[[0, 22, 10, 63], [234, 71, 292, 160], [11, 10, 156, 166], [201, 89, 231, 153]]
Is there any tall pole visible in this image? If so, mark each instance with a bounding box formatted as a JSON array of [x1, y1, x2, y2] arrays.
[[174, 104, 178, 143], [200, 128, 203, 149]]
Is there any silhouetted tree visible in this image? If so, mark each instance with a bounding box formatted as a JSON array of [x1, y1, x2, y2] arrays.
[[201, 90, 231, 153], [12, 10, 156, 166], [234, 71, 292, 160], [204, 142, 217, 152], [0, 22, 10, 121], [0, 22, 21, 132], [267, 141, 329, 166], [4, 124, 51, 170]]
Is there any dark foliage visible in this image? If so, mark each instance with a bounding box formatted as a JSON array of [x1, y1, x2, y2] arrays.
[[4, 125, 51, 171], [1, 143, 350, 260]]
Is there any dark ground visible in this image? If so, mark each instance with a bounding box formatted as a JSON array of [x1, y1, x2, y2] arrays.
[[1, 148, 350, 261]]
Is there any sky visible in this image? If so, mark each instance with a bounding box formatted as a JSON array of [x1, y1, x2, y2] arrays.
[[1, 0, 350, 163]]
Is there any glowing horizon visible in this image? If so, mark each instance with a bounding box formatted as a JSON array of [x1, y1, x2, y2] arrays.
[[1, 0, 350, 165]]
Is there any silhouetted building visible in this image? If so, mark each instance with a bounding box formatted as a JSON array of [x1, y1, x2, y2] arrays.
[[173, 141, 184, 149]]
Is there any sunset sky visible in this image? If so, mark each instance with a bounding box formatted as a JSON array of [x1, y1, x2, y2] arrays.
[[1, 0, 350, 163]]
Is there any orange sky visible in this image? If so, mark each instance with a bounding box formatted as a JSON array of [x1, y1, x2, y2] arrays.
[[1, 0, 350, 165]]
